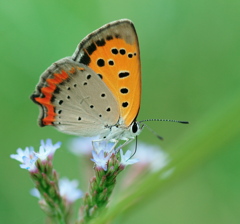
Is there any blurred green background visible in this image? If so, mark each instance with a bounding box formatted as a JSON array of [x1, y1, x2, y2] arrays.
[[1, 0, 240, 223]]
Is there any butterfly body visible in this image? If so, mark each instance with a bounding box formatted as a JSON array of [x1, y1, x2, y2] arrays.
[[31, 19, 142, 142]]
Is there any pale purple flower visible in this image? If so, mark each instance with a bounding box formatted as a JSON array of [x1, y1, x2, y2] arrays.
[[91, 149, 112, 171], [11, 139, 61, 171], [92, 140, 115, 154], [69, 137, 116, 156], [35, 139, 61, 161], [19, 156, 38, 171], [59, 178, 83, 203], [134, 142, 169, 172], [68, 137, 96, 156], [120, 149, 139, 166], [30, 178, 83, 203], [10, 147, 38, 171], [10, 147, 35, 162]]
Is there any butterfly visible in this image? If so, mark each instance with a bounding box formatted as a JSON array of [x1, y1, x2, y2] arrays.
[[31, 19, 188, 148], [31, 19, 142, 146]]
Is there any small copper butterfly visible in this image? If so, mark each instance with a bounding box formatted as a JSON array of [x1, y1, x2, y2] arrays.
[[31, 19, 188, 147]]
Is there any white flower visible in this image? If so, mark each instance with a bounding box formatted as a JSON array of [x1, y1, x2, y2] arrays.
[[69, 137, 116, 156], [20, 156, 38, 171], [134, 142, 169, 172], [11, 139, 61, 171], [59, 178, 83, 203], [10, 147, 35, 162], [35, 139, 61, 161], [68, 137, 95, 156], [120, 149, 139, 166], [92, 140, 115, 154], [91, 149, 112, 171], [10, 147, 38, 171]]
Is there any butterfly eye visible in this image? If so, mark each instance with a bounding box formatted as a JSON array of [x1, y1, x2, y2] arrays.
[[131, 122, 139, 134]]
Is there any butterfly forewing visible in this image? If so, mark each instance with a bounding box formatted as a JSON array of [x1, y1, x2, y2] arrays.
[[72, 19, 141, 127], [31, 58, 119, 136]]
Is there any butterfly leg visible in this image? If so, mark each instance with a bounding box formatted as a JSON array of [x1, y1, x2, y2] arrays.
[[92, 137, 135, 154]]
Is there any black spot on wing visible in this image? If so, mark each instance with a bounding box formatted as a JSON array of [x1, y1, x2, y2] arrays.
[[96, 39, 106, 46], [54, 87, 60, 94], [50, 96, 56, 103], [80, 53, 91, 65], [119, 71, 130, 78], [97, 59, 105, 67], [120, 49, 126, 55], [120, 88, 129, 94], [106, 35, 113, 41], [86, 42, 97, 55], [108, 60, 114, 66], [111, 48, 118, 55]]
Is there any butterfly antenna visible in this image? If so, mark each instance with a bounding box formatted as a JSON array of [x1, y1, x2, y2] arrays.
[[139, 119, 189, 124], [142, 123, 164, 140], [139, 119, 189, 140]]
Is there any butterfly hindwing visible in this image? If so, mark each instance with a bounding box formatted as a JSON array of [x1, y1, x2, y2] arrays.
[[31, 57, 119, 136]]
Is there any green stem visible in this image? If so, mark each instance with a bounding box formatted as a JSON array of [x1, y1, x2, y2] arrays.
[[79, 155, 124, 223]]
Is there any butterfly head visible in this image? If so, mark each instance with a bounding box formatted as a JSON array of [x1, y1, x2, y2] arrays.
[[123, 120, 143, 140], [129, 121, 143, 137]]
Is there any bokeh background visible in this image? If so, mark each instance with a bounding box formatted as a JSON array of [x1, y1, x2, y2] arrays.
[[1, 0, 240, 223]]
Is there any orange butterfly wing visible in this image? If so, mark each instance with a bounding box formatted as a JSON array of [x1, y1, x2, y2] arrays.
[[72, 19, 141, 127]]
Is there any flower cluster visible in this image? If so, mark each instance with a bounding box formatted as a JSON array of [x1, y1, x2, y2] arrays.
[[11, 139, 82, 223], [10, 146, 38, 171], [11, 137, 170, 223], [91, 141, 139, 171], [74, 140, 139, 222], [10, 139, 61, 172]]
